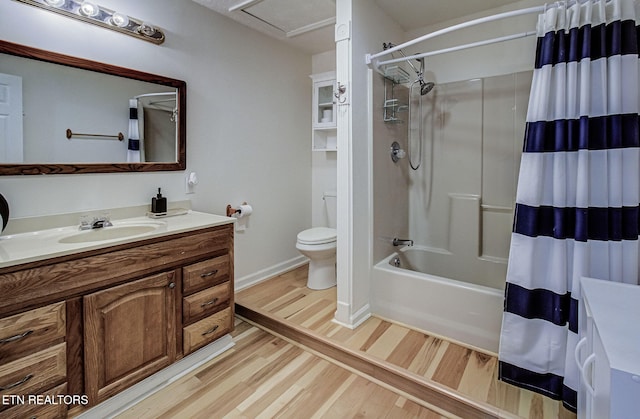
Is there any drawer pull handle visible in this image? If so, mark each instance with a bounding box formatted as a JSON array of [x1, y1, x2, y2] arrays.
[[0, 330, 33, 344], [201, 298, 219, 308], [168, 282, 176, 289], [202, 325, 219, 336], [200, 270, 219, 278], [0, 373, 34, 391]]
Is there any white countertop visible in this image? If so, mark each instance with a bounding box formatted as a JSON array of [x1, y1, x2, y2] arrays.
[[581, 277, 640, 375], [0, 210, 234, 269]]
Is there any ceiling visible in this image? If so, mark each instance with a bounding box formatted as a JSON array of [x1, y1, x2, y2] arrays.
[[192, 0, 526, 54]]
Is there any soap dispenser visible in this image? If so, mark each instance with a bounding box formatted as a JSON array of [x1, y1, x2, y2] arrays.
[[151, 188, 167, 214]]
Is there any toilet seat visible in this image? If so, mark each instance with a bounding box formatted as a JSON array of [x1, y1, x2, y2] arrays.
[[297, 227, 336, 245]]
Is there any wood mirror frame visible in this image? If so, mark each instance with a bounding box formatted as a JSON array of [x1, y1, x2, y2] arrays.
[[0, 40, 186, 175]]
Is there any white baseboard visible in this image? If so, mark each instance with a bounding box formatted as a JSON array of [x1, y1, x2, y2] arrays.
[[333, 301, 371, 329], [235, 256, 308, 291], [76, 335, 235, 419]]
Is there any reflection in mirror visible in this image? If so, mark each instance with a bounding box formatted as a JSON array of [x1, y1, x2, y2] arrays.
[[0, 40, 186, 175]]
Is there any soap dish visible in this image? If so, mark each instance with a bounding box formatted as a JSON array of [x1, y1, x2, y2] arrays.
[[146, 208, 189, 218]]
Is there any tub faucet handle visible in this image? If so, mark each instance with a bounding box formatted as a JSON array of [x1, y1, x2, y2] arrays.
[[392, 238, 413, 246]]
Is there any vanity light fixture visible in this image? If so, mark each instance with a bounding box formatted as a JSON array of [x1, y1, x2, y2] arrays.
[[78, 1, 100, 17], [14, 0, 165, 44], [44, 0, 65, 6], [109, 12, 129, 28]]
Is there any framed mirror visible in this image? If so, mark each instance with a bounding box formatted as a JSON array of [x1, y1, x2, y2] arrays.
[[0, 40, 186, 175]]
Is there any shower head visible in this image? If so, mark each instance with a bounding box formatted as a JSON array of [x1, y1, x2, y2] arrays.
[[414, 58, 434, 95], [420, 80, 435, 95], [414, 57, 434, 95]]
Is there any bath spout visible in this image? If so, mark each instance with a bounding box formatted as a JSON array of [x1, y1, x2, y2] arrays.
[[392, 238, 413, 247]]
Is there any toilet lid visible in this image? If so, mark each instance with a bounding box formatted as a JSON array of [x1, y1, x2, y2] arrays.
[[297, 227, 337, 245]]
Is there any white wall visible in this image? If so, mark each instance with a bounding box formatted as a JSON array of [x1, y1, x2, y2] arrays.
[[0, 0, 312, 281], [403, 0, 545, 84], [311, 50, 337, 229]]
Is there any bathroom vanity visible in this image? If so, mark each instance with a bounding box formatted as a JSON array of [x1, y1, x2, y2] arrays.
[[0, 210, 234, 417]]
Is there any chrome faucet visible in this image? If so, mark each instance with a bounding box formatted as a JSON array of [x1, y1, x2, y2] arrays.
[[79, 215, 113, 230], [392, 238, 413, 246], [91, 217, 113, 229]]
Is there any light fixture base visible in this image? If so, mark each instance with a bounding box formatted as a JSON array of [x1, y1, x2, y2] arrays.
[[14, 0, 165, 45]]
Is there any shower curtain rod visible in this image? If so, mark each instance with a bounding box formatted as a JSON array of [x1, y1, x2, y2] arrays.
[[365, 4, 545, 66], [134, 92, 177, 99], [376, 30, 537, 68]]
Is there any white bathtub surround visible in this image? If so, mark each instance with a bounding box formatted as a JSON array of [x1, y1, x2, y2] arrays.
[[372, 250, 504, 353], [371, 68, 530, 354]]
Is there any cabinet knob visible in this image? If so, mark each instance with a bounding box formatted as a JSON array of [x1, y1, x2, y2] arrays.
[[168, 282, 176, 289]]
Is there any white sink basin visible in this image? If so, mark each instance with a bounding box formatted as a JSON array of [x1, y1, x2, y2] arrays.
[[58, 222, 164, 244]]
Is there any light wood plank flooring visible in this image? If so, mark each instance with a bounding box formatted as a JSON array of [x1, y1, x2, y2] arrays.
[[235, 265, 577, 419], [117, 318, 444, 418]]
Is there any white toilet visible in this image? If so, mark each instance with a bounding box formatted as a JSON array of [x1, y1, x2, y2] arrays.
[[296, 227, 337, 290]]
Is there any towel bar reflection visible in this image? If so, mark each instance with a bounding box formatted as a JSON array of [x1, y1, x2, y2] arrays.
[[66, 129, 125, 141]]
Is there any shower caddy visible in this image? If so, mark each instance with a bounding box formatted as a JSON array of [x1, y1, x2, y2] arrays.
[[382, 66, 409, 123]]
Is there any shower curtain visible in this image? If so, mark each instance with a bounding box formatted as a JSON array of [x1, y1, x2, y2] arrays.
[[127, 98, 144, 163], [498, 0, 640, 411]]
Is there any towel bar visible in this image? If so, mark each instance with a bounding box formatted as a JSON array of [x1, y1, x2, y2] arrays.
[[66, 129, 125, 141]]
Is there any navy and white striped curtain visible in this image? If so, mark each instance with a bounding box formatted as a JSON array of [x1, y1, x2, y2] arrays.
[[498, 0, 640, 411], [127, 98, 143, 163]]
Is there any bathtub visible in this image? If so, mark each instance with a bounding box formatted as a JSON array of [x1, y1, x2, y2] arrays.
[[371, 246, 506, 353]]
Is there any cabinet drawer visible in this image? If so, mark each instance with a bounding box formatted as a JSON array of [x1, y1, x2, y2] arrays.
[[0, 343, 66, 400], [183, 255, 230, 295], [0, 302, 65, 363], [0, 382, 68, 417], [183, 281, 230, 324], [183, 307, 232, 355]]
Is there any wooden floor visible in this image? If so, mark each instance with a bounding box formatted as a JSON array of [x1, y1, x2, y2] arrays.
[[234, 266, 577, 419], [117, 318, 444, 418]]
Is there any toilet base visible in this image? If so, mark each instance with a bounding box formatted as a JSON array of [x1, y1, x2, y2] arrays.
[[307, 257, 336, 290]]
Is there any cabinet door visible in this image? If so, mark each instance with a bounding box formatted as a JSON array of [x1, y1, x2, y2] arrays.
[[313, 79, 336, 128], [84, 271, 177, 404]]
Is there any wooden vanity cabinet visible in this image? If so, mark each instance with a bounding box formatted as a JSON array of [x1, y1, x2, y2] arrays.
[[84, 271, 178, 405], [0, 302, 68, 416], [0, 222, 234, 413], [182, 255, 234, 355]]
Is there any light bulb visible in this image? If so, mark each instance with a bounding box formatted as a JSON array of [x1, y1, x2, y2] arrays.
[[110, 12, 129, 27], [138, 22, 156, 36], [78, 1, 100, 17], [44, 0, 66, 7]]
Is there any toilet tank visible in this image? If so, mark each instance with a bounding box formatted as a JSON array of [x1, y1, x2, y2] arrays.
[[323, 191, 337, 229]]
